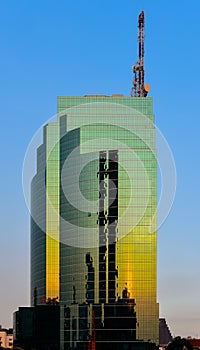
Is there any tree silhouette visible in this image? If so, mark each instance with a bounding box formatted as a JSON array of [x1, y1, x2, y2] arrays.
[[167, 336, 193, 350]]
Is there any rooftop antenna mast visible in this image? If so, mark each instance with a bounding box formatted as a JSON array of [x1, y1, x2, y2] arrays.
[[131, 11, 150, 97]]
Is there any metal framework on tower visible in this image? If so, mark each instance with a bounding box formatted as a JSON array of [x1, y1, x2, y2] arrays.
[[131, 11, 150, 97]]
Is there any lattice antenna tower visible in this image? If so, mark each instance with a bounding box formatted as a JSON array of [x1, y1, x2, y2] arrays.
[[131, 11, 150, 97]]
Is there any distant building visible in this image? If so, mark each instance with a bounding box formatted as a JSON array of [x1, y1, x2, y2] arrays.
[[13, 304, 60, 350], [159, 318, 173, 347], [0, 328, 13, 349]]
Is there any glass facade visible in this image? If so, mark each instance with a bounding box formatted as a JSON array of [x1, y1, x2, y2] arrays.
[[31, 142, 46, 303], [31, 95, 159, 349]]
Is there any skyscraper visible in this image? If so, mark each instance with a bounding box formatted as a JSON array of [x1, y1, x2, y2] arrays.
[[31, 12, 159, 350]]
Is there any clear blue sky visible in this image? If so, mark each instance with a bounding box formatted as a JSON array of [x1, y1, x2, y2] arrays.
[[0, 0, 200, 337]]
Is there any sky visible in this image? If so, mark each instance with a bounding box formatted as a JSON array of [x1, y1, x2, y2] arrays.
[[0, 0, 200, 338]]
